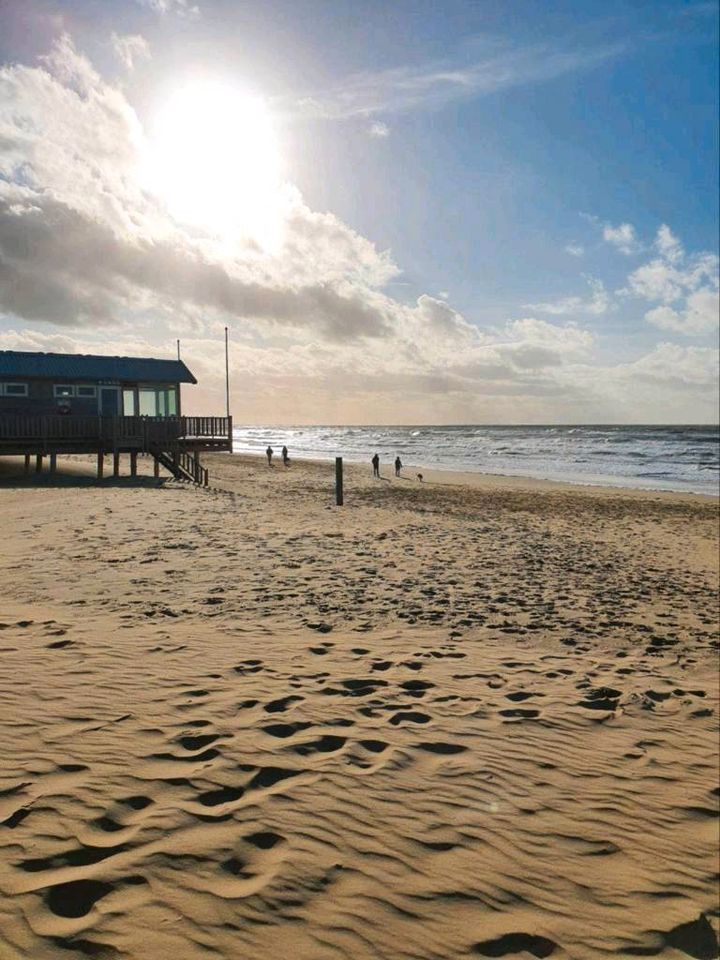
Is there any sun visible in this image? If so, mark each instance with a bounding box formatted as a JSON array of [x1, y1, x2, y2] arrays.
[[143, 81, 283, 246]]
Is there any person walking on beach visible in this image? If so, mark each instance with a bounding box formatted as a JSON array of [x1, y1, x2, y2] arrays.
[[394, 456, 402, 477], [281, 445, 290, 468], [266, 445, 273, 467], [372, 453, 380, 478]]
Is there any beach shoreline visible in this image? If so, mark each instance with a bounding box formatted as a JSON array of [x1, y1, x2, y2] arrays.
[[229, 422, 720, 497], [228, 451, 720, 501], [4, 449, 717, 502]]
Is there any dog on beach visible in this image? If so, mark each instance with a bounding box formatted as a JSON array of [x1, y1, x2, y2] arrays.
[[417, 473, 423, 482]]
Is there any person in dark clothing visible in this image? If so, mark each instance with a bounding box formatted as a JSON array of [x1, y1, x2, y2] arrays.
[[394, 456, 402, 477], [266, 445, 273, 467], [282, 445, 290, 467], [371, 453, 380, 478]]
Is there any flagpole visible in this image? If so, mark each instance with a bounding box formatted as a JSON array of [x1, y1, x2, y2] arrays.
[[224, 326, 230, 419]]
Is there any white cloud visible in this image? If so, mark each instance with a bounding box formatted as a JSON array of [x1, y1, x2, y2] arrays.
[[624, 225, 719, 336], [291, 40, 625, 120], [135, 0, 199, 17], [0, 37, 401, 341], [602, 222, 640, 255], [524, 276, 611, 316], [627, 341, 718, 386], [565, 243, 584, 257], [655, 223, 683, 263], [111, 33, 150, 72], [645, 288, 719, 336], [369, 121, 390, 138]]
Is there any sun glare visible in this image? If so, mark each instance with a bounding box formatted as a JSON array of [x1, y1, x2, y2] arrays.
[[144, 81, 283, 247]]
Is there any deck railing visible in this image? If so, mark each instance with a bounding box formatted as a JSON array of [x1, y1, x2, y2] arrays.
[[0, 415, 232, 449]]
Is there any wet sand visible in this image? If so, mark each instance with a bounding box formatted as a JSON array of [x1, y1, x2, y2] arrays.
[[0, 453, 718, 960]]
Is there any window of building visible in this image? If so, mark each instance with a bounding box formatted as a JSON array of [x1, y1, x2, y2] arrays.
[[123, 389, 137, 416], [137, 386, 178, 417], [76, 385, 97, 398], [138, 388, 157, 416], [53, 385, 75, 398], [2, 383, 28, 396]]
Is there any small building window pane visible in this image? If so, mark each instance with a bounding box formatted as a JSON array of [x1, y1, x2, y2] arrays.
[[167, 388, 177, 415], [77, 385, 97, 398], [123, 389, 137, 416], [54, 385, 75, 398], [138, 388, 157, 416], [4, 383, 28, 396]]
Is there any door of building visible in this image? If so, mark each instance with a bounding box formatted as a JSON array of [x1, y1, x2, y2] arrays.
[[99, 387, 120, 416]]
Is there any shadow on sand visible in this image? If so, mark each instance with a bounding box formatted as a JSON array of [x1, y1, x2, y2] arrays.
[[0, 463, 166, 490]]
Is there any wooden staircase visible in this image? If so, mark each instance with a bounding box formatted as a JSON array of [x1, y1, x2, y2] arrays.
[[150, 446, 209, 485]]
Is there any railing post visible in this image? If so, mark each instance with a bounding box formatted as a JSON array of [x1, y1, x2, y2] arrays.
[[228, 415, 233, 451]]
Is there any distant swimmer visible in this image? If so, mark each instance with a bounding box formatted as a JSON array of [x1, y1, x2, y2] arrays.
[[266, 445, 273, 467], [394, 456, 402, 477], [282, 445, 290, 467], [372, 453, 380, 478]]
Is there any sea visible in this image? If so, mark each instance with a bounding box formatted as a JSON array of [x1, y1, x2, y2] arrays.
[[231, 425, 720, 496]]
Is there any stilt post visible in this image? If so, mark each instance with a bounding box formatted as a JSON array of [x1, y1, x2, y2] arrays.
[[153, 457, 160, 478], [113, 452, 120, 477], [24, 453, 31, 475], [97, 452, 104, 479], [130, 451, 137, 477], [49, 453, 57, 474], [35, 454, 43, 473], [335, 456, 344, 506]]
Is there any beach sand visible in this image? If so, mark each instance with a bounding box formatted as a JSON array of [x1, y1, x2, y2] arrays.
[[0, 453, 718, 960]]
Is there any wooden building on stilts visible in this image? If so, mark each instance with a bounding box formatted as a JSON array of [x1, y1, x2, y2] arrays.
[[0, 351, 232, 483]]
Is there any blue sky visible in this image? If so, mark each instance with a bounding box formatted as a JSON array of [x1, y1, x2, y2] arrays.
[[0, 0, 717, 422]]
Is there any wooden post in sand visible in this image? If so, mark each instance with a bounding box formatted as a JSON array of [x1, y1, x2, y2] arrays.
[[96, 452, 104, 479], [35, 454, 43, 473], [113, 452, 120, 477], [335, 457, 344, 506], [49, 453, 57, 475], [24, 454, 30, 475], [130, 452, 137, 477], [153, 457, 160, 479]]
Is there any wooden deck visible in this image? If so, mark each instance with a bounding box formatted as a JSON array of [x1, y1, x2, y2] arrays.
[[0, 415, 232, 456]]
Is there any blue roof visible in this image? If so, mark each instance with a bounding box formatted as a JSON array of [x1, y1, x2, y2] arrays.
[[0, 351, 197, 384]]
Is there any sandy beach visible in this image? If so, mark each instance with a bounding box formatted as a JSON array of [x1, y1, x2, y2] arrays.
[[0, 453, 718, 960]]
